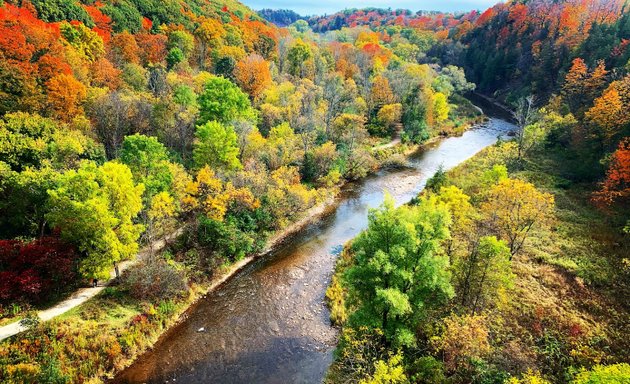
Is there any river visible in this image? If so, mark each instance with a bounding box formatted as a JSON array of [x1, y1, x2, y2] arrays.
[[114, 116, 516, 384]]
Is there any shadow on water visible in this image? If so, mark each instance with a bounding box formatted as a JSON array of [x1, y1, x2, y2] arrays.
[[113, 117, 516, 384]]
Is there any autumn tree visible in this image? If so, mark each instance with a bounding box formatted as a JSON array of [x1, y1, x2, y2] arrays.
[[433, 314, 491, 373], [562, 58, 589, 113], [433, 92, 449, 123], [593, 137, 630, 205], [46, 161, 145, 279], [111, 31, 140, 65], [481, 178, 555, 256], [46, 74, 87, 122], [345, 195, 453, 347], [586, 77, 630, 147], [452, 236, 514, 314], [120, 134, 173, 199], [60, 22, 104, 62], [287, 38, 312, 77], [234, 54, 272, 100], [0, 112, 102, 171]]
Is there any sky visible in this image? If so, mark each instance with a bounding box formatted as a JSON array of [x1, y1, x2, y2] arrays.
[[242, 0, 501, 15]]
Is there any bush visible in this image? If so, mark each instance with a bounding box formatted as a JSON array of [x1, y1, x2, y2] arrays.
[[197, 216, 256, 262], [572, 363, 630, 384], [120, 260, 187, 302], [408, 356, 447, 384], [0, 237, 79, 305]]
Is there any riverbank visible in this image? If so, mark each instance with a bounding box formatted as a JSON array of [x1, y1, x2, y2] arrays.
[[0, 195, 342, 383], [324, 139, 630, 383]]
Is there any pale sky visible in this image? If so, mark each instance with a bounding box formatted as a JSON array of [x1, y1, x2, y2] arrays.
[[244, 0, 501, 15]]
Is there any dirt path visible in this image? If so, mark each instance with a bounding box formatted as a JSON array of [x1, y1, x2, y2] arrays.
[[0, 229, 184, 342]]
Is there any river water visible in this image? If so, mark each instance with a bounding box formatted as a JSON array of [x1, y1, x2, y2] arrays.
[[114, 116, 515, 384]]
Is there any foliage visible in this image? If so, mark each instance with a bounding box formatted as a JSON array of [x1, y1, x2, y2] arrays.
[[193, 121, 242, 171], [451, 236, 514, 314], [358, 353, 407, 384], [120, 259, 187, 302], [433, 313, 491, 372], [481, 178, 555, 256], [0, 237, 79, 305], [46, 161, 144, 278], [197, 76, 256, 126], [345, 194, 453, 347], [572, 363, 630, 384]]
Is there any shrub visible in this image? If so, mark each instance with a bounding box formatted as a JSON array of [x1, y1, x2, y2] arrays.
[[120, 260, 187, 302], [197, 216, 256, 261], [572, 363, 630, 384], [0, 236, 79, 305]]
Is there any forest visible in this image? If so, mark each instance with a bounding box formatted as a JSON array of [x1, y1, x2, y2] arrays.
[[0, 0, 629, 382]]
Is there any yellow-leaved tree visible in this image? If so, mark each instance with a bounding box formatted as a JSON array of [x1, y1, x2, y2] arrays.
[[481, 178, 555, 257]]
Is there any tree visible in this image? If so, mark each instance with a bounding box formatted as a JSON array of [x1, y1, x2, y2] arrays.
[[433, 92, 449, 123], [46, 74, 87, 122], [120, 134, 173, 199], [0, 236, 79, 304], [193, 121, 242, 171], [0, 112, 103, 172], [60, 22, 104, 62], [287, 38, 312, 77], [370, 75, 394, 111], [452, 236, 514, 314], [481, 178, 555, 256], [593, 138, 630, 205], [146, 191, 176, 253], [572, 363, 630, 384], [111, 31, 140, 65], [345, 195, 453, 347], [358, 353, 407, 384], [434, 314, 491, 373], [234, 54, 272, 100], [264, 123, 302, 171], [513, 95, 537, 161], [197, 76, 256, 126], [46, 161, 145, 279], [562, 58, 588, 112], [167, 30, 194, 59], [586, 86, 627, 146]]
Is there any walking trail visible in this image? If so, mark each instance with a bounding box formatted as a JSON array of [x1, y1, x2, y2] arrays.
[[0, 230, 183, 342]]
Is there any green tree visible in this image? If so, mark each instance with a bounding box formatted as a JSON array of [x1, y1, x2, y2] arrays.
[[120, 134, 172, 199], [193, 121, 242, 171], [345, 195, 453, 347], [0, 112, 103, 171], [46, 161, 145, 278], [287, 38, 312, 77], [452, 236, 514, 314], [359, 353, 407, 384], [197, 76, 256, 126]]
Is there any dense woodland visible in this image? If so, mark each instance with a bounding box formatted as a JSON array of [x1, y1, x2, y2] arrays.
[[0, 0, 629, 382]]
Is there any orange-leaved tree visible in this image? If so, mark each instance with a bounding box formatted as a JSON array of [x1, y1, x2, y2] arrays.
[[234, 54, 272, 100]]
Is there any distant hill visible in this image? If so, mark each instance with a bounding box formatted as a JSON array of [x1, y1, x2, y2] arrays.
[[258, 8, 306, 26], [306, 7, 469, 33]]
